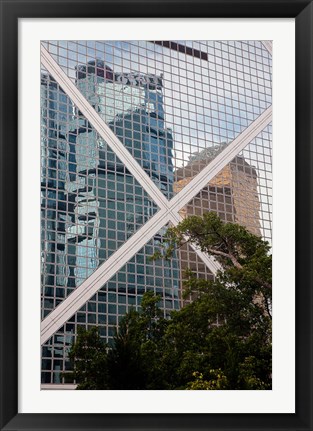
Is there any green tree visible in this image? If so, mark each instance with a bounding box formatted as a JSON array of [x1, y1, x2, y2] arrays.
[[186, 370, 228, 390], [107, 291, 169, 389], [68, 213, 272, 390], [68, 326, 108, 390], [158, 213, 272, 389], [106, 309, 147, 389], [68, 292, 169, 389]]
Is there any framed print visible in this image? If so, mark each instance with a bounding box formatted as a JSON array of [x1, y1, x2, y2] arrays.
[[0, 1, 312, 430]]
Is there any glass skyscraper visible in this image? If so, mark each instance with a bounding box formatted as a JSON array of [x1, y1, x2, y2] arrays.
[[40, 40, 272, 385]]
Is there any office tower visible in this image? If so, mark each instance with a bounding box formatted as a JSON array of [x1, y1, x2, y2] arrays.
[[65, 60, 180, 307], [40, 40, 272, 386], [174, 146, 263, 304], [175, 145, 261, 233], [40, 75, 75, 316], [41, 61, 180, 384], [75, 60, 175, 197]]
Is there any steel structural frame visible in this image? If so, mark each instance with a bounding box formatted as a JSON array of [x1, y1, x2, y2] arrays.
[[40, 45, 272, 345]]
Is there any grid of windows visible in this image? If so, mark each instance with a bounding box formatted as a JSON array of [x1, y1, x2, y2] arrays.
[[240, 123, 272, 241], [40, 40, 272, 385], [42, 40, 272, 195], [41, 72, 160, 318], [42, 225, 180, 384], [177, 123, 272, 243]]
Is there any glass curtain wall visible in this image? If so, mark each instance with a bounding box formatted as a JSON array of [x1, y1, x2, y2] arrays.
[[40, 40, 272, 384]]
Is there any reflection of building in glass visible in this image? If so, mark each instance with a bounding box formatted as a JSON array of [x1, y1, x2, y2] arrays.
[[69, 60, 179, 303], [40, 75, 75, 317], [174, 146, 261, 300], [76, 60, 175, 198], [174, 146, 261, 233], [40, 64, 180, 384]]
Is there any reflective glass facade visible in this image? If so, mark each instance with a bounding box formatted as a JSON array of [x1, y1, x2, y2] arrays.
[[40, 40, 272, 384]]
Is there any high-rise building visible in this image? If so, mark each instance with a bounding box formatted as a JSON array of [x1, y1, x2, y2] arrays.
[[65, 60, 180, 307], [40, 40, 272, 386], [40, 61, 180, 384], [174, 146, 262, 304], [40, 75, 75, 317]]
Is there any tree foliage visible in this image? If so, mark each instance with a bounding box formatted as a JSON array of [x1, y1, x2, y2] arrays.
[[68, 326, 108, 390], [68, 213, 272, 390]]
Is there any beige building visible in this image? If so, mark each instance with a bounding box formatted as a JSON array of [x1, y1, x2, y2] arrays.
[[173, 147, 261, 303]]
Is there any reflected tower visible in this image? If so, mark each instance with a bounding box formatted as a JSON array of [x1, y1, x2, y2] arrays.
[[61, 60, 180, 313], [174, 146, 261, 304]]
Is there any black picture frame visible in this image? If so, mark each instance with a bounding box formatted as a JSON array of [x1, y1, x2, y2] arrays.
[[1, 1, 312, 430]]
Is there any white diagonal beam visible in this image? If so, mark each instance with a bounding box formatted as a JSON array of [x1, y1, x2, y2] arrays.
[[168, 212, 222, 274], [41, 208, 219, 345], [262, 41, 272, 55], [41, 45, 168, 211], [188, 244, 222, 273], [41, 208, 170, 345]]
